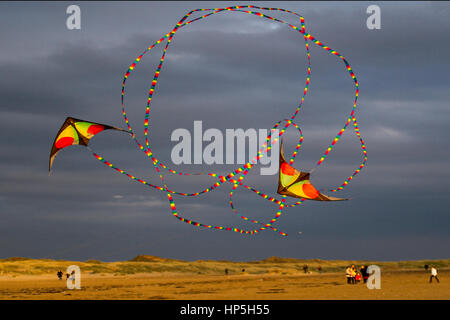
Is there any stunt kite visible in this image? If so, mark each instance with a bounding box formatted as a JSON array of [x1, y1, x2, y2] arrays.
[[49, 117, 129, 172], [277, 142, 347, 201]]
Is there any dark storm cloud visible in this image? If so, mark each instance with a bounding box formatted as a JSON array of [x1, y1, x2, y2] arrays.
[[0, 2, 449, 261]]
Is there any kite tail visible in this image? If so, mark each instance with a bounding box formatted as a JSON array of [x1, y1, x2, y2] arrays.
[[67, 6, 366, 236]]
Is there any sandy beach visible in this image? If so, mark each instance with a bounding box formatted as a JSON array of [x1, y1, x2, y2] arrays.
[[0, 269, 448, 300]]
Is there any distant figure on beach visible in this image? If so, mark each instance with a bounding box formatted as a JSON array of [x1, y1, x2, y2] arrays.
[[355, 272, 362, 283], [66, 273, 70, 280], [345, 266, 352, 284], [70, 270, 76, 284], [241, 268, 245, 273], [303, 265, 308, 274], [424, 264, 429, 271], [317, 266, 322, 274], [429, 266, 440, 283], [57, 270, 63, 280], [360, 265, 369, 283], [351, 265, 357, 284], [225, 268, 228, 275]]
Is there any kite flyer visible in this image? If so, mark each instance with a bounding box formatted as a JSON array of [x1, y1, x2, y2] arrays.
[[430, 266, 440, 283]]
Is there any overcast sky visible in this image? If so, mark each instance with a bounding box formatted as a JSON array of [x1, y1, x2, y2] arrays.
[[0, 1, 449, 262]]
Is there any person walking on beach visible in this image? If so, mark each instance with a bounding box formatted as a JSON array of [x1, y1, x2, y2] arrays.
[[57, 270, 63, 280], [429, 266, 440, 283], [345, 266, 352, 284], [360, 265, 369, 283], [351, 265, 357, 284]]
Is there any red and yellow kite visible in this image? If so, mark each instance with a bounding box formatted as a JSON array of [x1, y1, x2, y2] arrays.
[[277, 142, 347, 201], [49, 117, 129, 172]]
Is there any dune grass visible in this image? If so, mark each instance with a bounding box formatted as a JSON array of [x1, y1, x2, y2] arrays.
[[0, 255, 448, 276]]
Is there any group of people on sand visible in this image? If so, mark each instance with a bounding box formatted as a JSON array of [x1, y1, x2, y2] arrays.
[[57, 270, 75, 281], [344, 264, 441, 284], [345, 265, 369, 284]]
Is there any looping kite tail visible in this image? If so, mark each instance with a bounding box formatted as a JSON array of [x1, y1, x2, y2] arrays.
[[49, 5, 367, 237]]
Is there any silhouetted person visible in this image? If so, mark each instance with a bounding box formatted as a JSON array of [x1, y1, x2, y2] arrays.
[[424, 264, 429, 271], [225, 268, 228, 275], [430, 266, 440, 283], [360, 265, 369, 283], [318, 266, 322, 274], [303, 265, 308, 274], [57, 270, 63, 280]]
